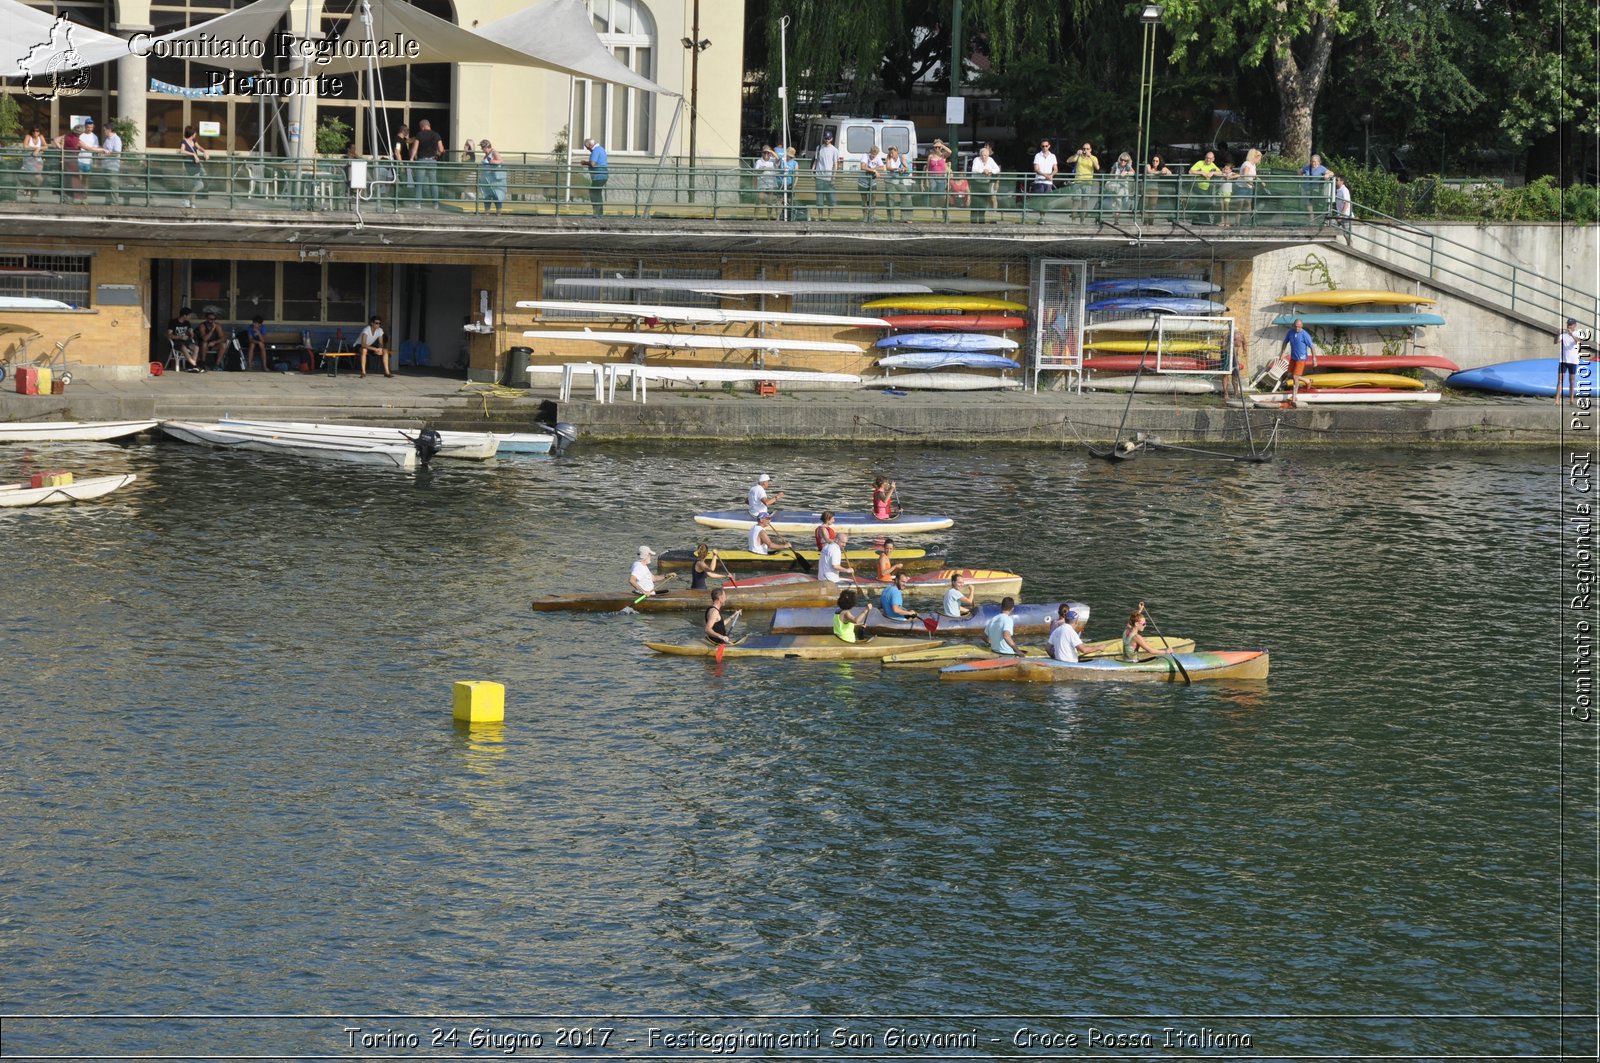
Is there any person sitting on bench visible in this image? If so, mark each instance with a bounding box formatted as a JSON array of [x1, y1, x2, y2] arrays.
[[198, 311, 227, 370], [167, 307, 202, 372], [356, 315, 391, 378]]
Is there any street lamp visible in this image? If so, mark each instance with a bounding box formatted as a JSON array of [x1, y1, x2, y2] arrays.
[[681, 0, 711, 175], [1361, 112, 1373, 171], [1135, 4, 1161, 217]]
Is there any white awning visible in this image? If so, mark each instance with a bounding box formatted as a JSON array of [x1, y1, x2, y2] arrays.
[[473, 0, 674, 96], [2, 2, 132, 78]]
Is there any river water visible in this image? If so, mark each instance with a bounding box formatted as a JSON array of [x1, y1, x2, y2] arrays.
[[0, 439, 1587, 1059]]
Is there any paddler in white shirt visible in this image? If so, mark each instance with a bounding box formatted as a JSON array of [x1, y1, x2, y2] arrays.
[[818, 530, 857, 584], [747, 512, 793, 555], [941, 573, 975, 618], [746, 472, 783, 517], [628, 545, 676, 596], [1048, 604, 1087, 662]]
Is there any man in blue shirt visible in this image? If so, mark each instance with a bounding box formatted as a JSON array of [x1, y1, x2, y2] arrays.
[[1279, 318, 1321, 401], [582, 138, 608, 216], [878, 572, 918, 626], [984, 596, 1022, 656]]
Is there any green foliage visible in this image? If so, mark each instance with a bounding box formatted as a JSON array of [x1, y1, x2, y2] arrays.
[[552, 124, 568, 157], [316, 114, 352, 156], [0, 94, 20, 144], [1331, 160, 1600, 223], [106, 116, 139, 150]]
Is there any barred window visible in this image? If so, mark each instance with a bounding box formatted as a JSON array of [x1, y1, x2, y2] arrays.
[[0, 253, 91, 307]]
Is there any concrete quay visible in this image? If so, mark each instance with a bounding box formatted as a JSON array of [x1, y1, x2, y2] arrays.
[[0, 369, 1575, 447]]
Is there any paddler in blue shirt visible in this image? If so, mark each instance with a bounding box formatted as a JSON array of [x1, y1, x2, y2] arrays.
[[1279, 318, 1321, 401], [983, 596, 1022, 656], [878, 571, 918, 626]]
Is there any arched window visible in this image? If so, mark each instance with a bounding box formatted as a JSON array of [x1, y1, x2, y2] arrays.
[[574, 0, 654, 155]]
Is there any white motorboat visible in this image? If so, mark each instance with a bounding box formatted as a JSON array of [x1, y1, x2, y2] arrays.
[[0, 420, 157, 443], [218, 418, 498, 460], [160, 421, 418, 470]]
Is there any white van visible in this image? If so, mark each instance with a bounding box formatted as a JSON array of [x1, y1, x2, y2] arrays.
[[799, 117, 919, 163]]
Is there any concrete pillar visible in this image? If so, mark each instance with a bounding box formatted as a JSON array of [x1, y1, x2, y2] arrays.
[[112, 42, 148, 149], [288, 0, 324, 161]]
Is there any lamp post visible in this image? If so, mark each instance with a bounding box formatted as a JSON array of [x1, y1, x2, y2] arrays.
[[1361, 112, 1372, 170], [680, 0, 711, 174], [1135, 4, 1161, 218]]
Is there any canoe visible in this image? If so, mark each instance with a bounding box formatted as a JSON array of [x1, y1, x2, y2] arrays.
[[1086, 297, 1229, 315], [495, 432, 555, 454], [875, 333, 1019, 352], [1084, 317, 1234, 334], [833, 568, 1023, 600], [1447, 358, 1598, 398], [1082, 354, 1215, 371], [882, 315, 1027, 331], [531, 573, 837, 613], [1247, 390, 1441, 406], [877, 353, 1022, 371], [860, 295, 1029, 312], [881, 635, 1196, 668], [695, 509, 954, 534], [646, 634, 945, 660], [1281, 290, 1436, 307], [1270, 312, 1446, 328], [1302, 354, 1461, 373], [160, 421, 418, 469], [515, 300, 890, 329], [219, 418, 499, 460], [772, 602, 1066, 637], [1085, 375, 1218, 394], [0, 420, 157, 443], [0, 472, 137, 507], [862, 372, 1024, 391], [1082, 340, 1219, 355], [656, 546, 943, 573], [1086, 278, 1221, 295], [1299, 372, 1425, 390], [941, 649, 1270, 683]]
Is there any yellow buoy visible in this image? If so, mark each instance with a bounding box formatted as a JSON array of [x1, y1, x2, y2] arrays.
[[452, 680, 505, 723]]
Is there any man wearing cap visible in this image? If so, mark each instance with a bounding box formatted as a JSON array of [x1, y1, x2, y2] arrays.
[[1048, 604, 1087, 662], [629, 546, 676, 597], [747, 473, 783, 517], [814, 131, 840, 218], [747, 512, 792, 555], [1557, 317, 1585, 406]]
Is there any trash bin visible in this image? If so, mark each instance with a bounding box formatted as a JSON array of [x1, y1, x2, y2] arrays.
[[504, 346, 534, 387]]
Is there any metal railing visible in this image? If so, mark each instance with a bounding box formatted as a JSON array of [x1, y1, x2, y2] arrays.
[[1347, 206, 1598, 326], [0, 150, 1343, 230]]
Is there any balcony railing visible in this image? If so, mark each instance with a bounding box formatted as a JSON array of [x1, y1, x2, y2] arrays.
[[0, 150, 1341, 229]]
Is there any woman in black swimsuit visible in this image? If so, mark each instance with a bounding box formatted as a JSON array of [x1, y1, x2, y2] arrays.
[[690, 543, 731, 591]]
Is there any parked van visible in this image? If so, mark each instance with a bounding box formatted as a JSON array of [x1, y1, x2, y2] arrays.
[[799, 117, 919, 163]]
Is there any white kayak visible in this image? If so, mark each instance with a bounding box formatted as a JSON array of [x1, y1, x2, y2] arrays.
[[864, 372, 1024, 391], [515, 300, 889, 329], [1083, 316, 1234, 334], [694, 509, 954, 534], [219, 418, 498, 460], [160, 421, 418, 469], [1085, 374, 1218, 394], [526, 364, 862, 389], [0, 472, 136, 507], [0, 420, 157, 443], [1246, 390, 1442, 407], [520, 330, 862, 354]]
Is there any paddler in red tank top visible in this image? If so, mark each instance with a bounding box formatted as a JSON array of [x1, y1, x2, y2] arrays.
[[813, 510, 838, 550], [871, 476, 898, 520]]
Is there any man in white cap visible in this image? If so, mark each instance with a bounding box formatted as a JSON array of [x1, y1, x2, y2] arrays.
[[628, 545, 676, 597], [1048, 603, 1087, 662], [747, 473, 783, 517], [747, 512, 793, 555]]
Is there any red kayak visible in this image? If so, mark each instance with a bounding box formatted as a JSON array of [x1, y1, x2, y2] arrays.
[[1306, 354, 1461, 373], [883, 314, 1027, 331], [1082, 355, 1214, 372]]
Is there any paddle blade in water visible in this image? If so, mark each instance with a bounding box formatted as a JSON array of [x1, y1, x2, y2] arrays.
[[922, 616, 940, 636], [715, 642, 726, 663]]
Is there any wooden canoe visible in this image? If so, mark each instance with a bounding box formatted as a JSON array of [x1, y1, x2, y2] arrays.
[[656, 546, 944, 573], [646, 634, 945, 660], [771, 602, 1067, 637], [532, 573, 837, 613], [844, 569, 1023, 600], [940, 649, 1270, 683], [881, 635, 1196, 668]]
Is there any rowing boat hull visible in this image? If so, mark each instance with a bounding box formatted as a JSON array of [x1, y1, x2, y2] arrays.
[[940, 649, 1270, 683], [519, 330, 862, 354], [656, 546, 942, 572], [531, 573, 835, 613], [864, 372, 1024, 391], [1247, 390, 1441, 406], [646, 634, 945, 660], [0, 472, 137, 507], [1082, 341, 1217, 355], [525, 365, 863, 389], [1084, 317, 1233, 334], [1085, 375, 1218, 394], [1302, 354, 1461, 373], [876, 353, 1022, 371], [772, 602, 1066, 637], [1082, 354, 1214, 371], [881, 635, 1196, 668], [0, 420, 157, 443], [1281, 290, 1436, 307], [860, 295, 1029, 312], [1446, 358, 1598, 398], [515, 300, 890, 329], [495, 432, 555, 454], [694, 509, 954, 534], [160, 421, 418, 469], [219, 418, 498, 460], [881, 315, 1027, 331]]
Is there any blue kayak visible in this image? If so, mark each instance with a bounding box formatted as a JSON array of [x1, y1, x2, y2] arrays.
[[1086, 297, 1230, 315], [1086, 277, 1221, 296], [878, 351, 1022, 370], [876, 332, 1019, 352], [1271, 312, 1446, 328], [1447, 358, 1598, 398]]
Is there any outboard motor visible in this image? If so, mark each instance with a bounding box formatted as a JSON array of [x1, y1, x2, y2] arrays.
[[551, 421, 578, 457], [413, 428, 444, 469]]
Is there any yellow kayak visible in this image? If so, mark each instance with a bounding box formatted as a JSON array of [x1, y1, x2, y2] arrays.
[[861, 295, 1029, 313], [881, 635, 1196, 668], [1300, 372, 1425, 390], [1083, 339, 1218, 354], [1282, 289, 1437, 307]]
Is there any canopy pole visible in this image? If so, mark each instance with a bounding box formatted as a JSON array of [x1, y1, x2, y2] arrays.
[[564, 74, 576, 205]]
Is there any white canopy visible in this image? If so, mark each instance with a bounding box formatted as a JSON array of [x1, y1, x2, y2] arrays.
[[2, 2, 130, 78], [474, 0, 671, 96]]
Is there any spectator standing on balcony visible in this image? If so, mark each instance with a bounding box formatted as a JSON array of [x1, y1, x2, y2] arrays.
[[754, 146, 779, 219], [857, 145, 885, 221], [100, 120, 123, 204], [178, 125, 207, 208], [477, 139, 505, 213], [21, 125, 46, 201], [1031, 139, 1058, 212], [1109, 151, 1135, 216], [970, 143, 1000, 222], [1237, 147, 1260, 223], [1069, 142, 1099, 218], [410, 119, 443, 206], [77, 119, 103, 199], [1144, 153, 1172, 217], [1300, 152, 1332, 221], [392, 125, 413, 202], [53, 124, 84, 203], [780, 146, 799, 219], [813, 131, 840, 218], [1333, 173, 1353, 239], [581, 137, 608, 216], [884, 146, 912, 222], [1187, 150, 1220, 223]]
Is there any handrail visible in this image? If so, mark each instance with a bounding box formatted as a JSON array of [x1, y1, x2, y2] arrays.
[[1348, 204, 1597, 326]]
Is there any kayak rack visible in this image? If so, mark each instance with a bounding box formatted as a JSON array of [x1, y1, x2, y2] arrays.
[[1094, 364, 1278, 463]]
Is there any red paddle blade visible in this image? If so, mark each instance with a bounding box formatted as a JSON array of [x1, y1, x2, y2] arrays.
[[715, 642, 726, 663], [921, 616, 940, 634]]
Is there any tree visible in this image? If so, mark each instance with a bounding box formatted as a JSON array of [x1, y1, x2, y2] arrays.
[[1479, 0, 1599, 182], [1156, 0, 1354, 162]]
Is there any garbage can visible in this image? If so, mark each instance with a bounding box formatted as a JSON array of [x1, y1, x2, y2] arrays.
[[503, 346, 534, 387]]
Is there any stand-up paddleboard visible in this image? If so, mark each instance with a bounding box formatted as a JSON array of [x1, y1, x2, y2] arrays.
[[695, 509, 954, 534], [1083, 339, 1218, 355], [1082, 355, 1215, 372], [516, 300, 890, 329], [882, 314, 1027, 331], [520, 330, 863, 353], [1271, 312, 1446, 328], [861, 372, 1023, 391], [1303, 354, 1460, 373], [878, 352, 1022, 370], [1086, 278, 1221, 295], [1084, 317, 1233, 334], [524, 364, 862, 388], [1086, 297, 1229, 315], [1247, 389, 1442, 406], [1281, 289, 1437, 307], [1447, 358, 1599, 398], [861, 295, 1029, 312], [1085, 374, 1218, 394], [1300, 372, 1425, 390], [875, 333, 1019, 352]]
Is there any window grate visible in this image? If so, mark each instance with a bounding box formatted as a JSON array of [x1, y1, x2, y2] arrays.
[[0, 253, 91, 306]]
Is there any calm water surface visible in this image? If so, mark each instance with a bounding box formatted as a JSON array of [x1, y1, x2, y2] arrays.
[[0, 440, 1579, 1057]]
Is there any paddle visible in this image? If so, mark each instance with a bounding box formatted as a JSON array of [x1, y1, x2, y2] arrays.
[[921, 613, 940, 639], [1138, 600, 1190, 685], [714, 610, 742, 663], [632, 571, 678, 606]]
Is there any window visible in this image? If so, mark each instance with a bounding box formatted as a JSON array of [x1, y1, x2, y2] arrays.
[[574, 0, 655, 155], [842, 126, 874, 157], [335, 0, 456, 158], [180, 260, 368, 324], [0, 253, 90, 306]]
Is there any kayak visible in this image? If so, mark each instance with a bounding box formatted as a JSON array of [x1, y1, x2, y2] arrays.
[[532, 573, 837, 612], [1081, 354, 1215, 371], [646, 634, 946, 660], [1247, 389, 1441, 406], [695, 509, 954, 534], [877, 352, 1022, 371], [1280, 289, 1436, 307], [882, 315, 1027, 331], [656, 546, 944, 573], [771, 601, 1071, 637], [861, 295, 1029, 312], [875, 333, 1019, 352], [1299, 372, 1425, 390], [940, 649, 1270, 683], [1270, 312, 1446, 328], [1084, 317, 1234, 334], [1301, 354, 1461, 373], [881, 635, 1196, 668], [844, 569, 1023, 600], [1086, 278, 1221, 295], [1447, 357, 1598, 398], [1082, 340, 1219, 355], [1086, 297, 1229, 315]]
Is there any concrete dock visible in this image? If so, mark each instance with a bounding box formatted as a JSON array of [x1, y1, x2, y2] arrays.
[[0, 368, 1576, 446]]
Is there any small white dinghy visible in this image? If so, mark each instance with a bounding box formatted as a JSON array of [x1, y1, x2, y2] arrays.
[[0, 420, 158, 443], [161, 421, 418, 470], [218, 418, 498, 460], [0, 472, 136, 507], [495, 432, 555, 454]]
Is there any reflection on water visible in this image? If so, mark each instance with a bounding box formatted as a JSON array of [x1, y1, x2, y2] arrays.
[[0, 439, 1571, 1052]]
